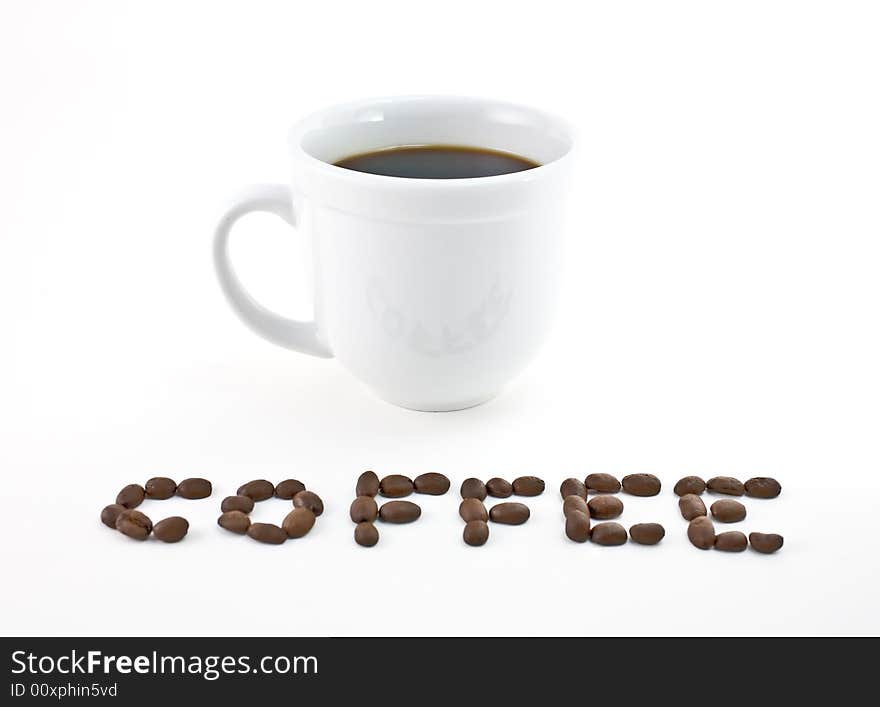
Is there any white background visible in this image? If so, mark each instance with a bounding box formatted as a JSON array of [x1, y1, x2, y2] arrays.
[[1, 0, 878, 637]]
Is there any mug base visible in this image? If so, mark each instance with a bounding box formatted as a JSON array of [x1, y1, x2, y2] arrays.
[[374, 390, 500, 412]]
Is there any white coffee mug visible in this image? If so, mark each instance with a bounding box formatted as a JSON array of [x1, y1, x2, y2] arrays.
[[213, 96, 574, 411]]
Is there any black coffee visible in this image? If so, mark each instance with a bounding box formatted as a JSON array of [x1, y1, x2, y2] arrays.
[[333, 145, 540, 179]]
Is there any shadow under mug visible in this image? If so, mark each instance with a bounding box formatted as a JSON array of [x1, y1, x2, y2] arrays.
[[213, 96, 574, 411]]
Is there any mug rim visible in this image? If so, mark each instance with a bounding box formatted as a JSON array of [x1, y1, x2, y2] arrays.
[[288, 95, 575, 188]]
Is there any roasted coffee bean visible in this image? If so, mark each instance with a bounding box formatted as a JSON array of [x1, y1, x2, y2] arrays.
[[355, 522, 379, 547], [489, 502, 530, 525], [744, 477, 782, 499], [679, 494, 707, 521], [413, 473, 450, 495], [237, 479, 275, 501], [706, 476, 745, 496], [115, 509, 152, 540], [153, 516, 189, 543], [221, 495, 255, 514], [715, 531, 748, 552], [590, 522, 627, 546], [293, 490, 324, 516], [621, 473, 661, 496], [512, 476, 545, 496], [562, 495, 589, 518], [350, 496, 379, 523], [282, 507, 316, 538], [463, 520, 489, 546], [101, 504, 126, 529], [275, 479, 306, 500], [177, 477, 212, 499], [565, 510, 591, 543], [356, 470, 380, 497], [460, 478, 487, 501], [145, 477, 177, 500], [116, 484, 145, 509], [711, 499, 747, 523], [218, 510, 250, 534], [585, 473, 621, 493], [486, 478, 513, 498], [687, 517, 716, 549], [379, 500, 421, 523], [673, 476, 706, 496], [560, 478, 587, 499], [379, 475, 414, 498], [749, 532, 784, 554], [247, 522, 287, 544], [588, 495, 624, 520], [459, 498, 488, 523], [629, 523, 665, 545]]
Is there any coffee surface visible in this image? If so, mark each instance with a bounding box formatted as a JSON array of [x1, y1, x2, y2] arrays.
[[333, 145, 539, 179]]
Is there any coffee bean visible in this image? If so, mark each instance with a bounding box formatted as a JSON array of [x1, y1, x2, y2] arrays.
[[673, 476, 706, 496], [489, 502, 530, 525], [355, 522, 379, 547], [711, 499, 747, 523], [559, 478, 587, 499], [379, 500, 421, 523], [679, 494, 707, 521], [379, 475, 414, 498], [237, 479, 275, 501], [247, 522, 287, 544], [463, 520, 489, 546], [218, 510, 250, 534], [706, 476, 744, 496], [629, 523, 665, 545], [562, 495, 589, 518], [293, 490, 324, 516], [621, 473, 661, 496], [350, 496, 378, 523], [356, 470, 380, 497], [687, 517, 716, 549], [587, 495, 624, 520], [585, 473, 621, 493], [413, 473, 450, 495], [459, 498, 488, 523], [565, 510, 591, 542], [486, 478, 513, 498], [512, 476, 545, 496], [177, 478, 212, 499], [115, 509, 152, 540], [590, 522, 627, 546], [715, 531, 748, 552], [101, 504, 126, 529], [460, 478, 487, 501], [749, 532, 784, 554], [282, 507, 316, 538], [221, 495, 255, 514], [144, 477, 177, 500], [275, 479, 306, 500], [744, 477, 782, 499], [116, 484, 145, 509], [153, 516, 189, 543]]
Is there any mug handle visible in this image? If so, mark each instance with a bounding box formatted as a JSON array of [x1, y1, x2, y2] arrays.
[[212, 184, 333, 358]]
